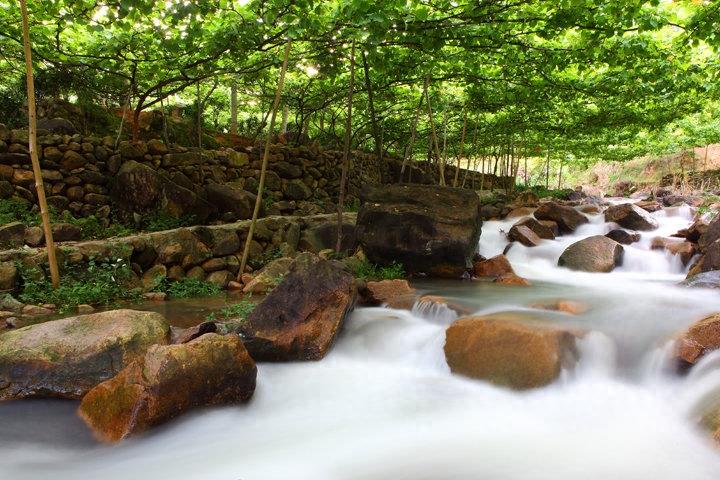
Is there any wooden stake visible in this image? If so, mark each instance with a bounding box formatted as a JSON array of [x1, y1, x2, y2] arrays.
[[336, 40, 356, 254], [238, 41, 292, 278], [20, 0, 60, 288]]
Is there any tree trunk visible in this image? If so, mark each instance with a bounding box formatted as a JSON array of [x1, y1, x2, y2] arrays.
[[557, 158, 563, 190], [115, 88, 132, 149], [424, 77, 445, 186], [238, 41, 292, 278], [20, 0, 60, 288], [362, 52, 383, 181], [281, 105, 289, 133], [401, 88, 424, 182], [545, 147, 551, 190], [336, 41, 357, 253], [453, 110, 467, 187], [230, 83, 238, 135], [196, 82, 202, 148], [159, 87, 170, 145]]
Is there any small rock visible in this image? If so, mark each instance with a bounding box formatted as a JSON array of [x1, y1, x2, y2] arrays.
[[77, 304, 95, 314], [606, 229, 640, 245], [494, 273, 531, 286], [674, 314, 720, 370], [21, 304, 54, 316], [359, 279, 415, 306], [558, 236, 624, 273], [474, 255, 515, 278], [530, 300, 587, 315], [534, 202, 588, 234], [142, 292, 167, 302]]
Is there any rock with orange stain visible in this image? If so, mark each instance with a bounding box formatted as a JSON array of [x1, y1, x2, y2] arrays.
[[444, 315, 578, 390], [674, 313, 720, 369], [359, 279, 415, 306], [78, 333, 256, 443]]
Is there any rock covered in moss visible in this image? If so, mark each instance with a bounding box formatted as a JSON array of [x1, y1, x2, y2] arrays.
[[78, 333, 256, 442], [0, 309, 169, 400]]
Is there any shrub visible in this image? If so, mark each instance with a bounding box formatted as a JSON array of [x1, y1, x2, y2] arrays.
[[17, 258, 140, 313], [158, 277, 221, 299], [205, 298, 255, 322], [349, 258, 405, 281]]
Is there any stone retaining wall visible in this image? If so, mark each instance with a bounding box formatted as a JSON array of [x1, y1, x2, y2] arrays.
[[0, 213, 357, 294], [0, 123, 512, 225]]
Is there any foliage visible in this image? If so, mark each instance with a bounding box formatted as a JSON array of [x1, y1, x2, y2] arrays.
[[59, 212, 133, 239], [249, 247, 282, 270], [17, 258, 140, 313], [140, 211, 197, 232], [158, 277, 221, 299], [349, 258, 405, 281], [205, 298, 256, 323], [0, 198, 36, 225]]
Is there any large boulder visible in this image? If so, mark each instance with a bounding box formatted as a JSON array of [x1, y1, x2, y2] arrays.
[[204, 183, 259, 221], [534, 202, 588, 234], [112, 160, 214, 222], [558, 235, 624, 272], [36, 117, 77, 135], [684, 271, 720, 289], [298, 221, 356, 255], [674, 314, 720, 370], [444, 315, 578, 390], [699, 216, 720, 251], [78, 333, 256, 442], [604, 203, 658, 231], [355, 184, 482, 277], [237, 253, 356, 361], [0, 310, 169, 400]]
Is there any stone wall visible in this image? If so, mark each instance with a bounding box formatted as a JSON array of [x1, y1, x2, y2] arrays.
[[0, 213, 357, 294], [0, 123, 512, 226]]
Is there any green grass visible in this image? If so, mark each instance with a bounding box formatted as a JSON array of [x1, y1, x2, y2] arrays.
[[205, 298, 255, 322], [17, 258, 141, 313], [349, 258, 405, 281], [158, 277, 222, 299]]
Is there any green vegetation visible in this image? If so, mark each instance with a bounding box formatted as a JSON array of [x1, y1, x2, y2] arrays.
[[140, 211, 197, 233], [205, 298, 256, 323], [0, 198, 36, 225], [0, 1, 717, 181], [158, 277, 222, 299], [349, 259, 405, 281], [17, 258, 140, 313]]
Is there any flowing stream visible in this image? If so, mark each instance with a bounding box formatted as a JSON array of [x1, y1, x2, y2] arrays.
[[2, 200, 720, 479]]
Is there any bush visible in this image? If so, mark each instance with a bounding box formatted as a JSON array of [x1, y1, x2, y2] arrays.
[[158, 277, 221, 299], [0, 198, 36, 225], [205, 298, 255, 322], [17, 258, 140, 313], [349, 258, 405, 281]]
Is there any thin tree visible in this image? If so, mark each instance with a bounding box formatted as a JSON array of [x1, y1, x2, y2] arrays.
[[230, 83, 238, 135], [20, 0, 60, 288], [453, 110, 467, 187], [424, 77, 445, 186], [336, 40, 356, 253], [238, 41, 292, 278], [400, 87, 424, 182], [362, 51, 383, 180]]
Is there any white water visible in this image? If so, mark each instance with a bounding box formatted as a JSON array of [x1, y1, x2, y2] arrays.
[[2, 200, 720, 479]]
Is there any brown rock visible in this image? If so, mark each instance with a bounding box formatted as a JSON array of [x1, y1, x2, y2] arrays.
[[534, 202, 589, 234], [494, 273, 531, 286], [61, 150, 87, 170], [359, 279, 415, 306], [605, 203, 658, 231], [606, 229, 640, 245], [637, 200, 663, 212], [558, 235, 624, 272], [674, 314, 720, 369], [415, 295, 472, 316], [78, 333, 256, 442], [242, 257, 293, 294], [206, 270, 234, 288], [474, 254, 515, 278], [444, 315, 578, 389], [507, 224, 542, 247], [12, 169, 34, 185], [237, 253, 356, 361], [512, 217, 555, 240], [172, 321, 217, 344], [651, 237, 697, 265], [506, 207, 534, 218]]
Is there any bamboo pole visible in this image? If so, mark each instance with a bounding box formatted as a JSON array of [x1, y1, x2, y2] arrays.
[[336, 40, 356, 254], [230, 83, 238, 135], [238, 41, 292, 278], [20, 0, 60, 288]]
